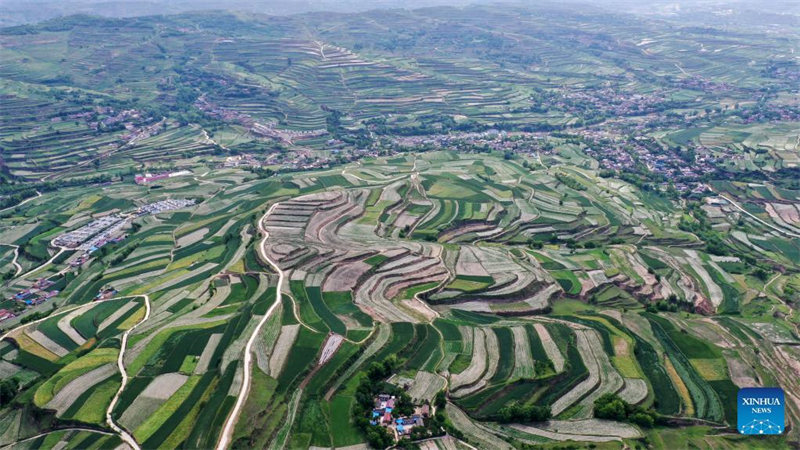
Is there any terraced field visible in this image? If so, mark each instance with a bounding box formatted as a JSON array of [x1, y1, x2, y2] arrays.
[[1, 3, 800, 449], [0, 150, 797, 449], [0, 1, 796, 182]]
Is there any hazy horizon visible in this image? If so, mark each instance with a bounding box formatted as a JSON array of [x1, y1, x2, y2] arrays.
[[2, 0, 799, 28]]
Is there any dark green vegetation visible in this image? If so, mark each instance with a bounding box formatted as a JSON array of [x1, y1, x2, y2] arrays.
[[594, 393, 656, 428], [0, 2, 799, 449]]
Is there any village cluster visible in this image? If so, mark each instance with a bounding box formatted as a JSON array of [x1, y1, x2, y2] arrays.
[[1, 198, 196, 323], [370, 394, 430, 440], [195, 95, 326, 144], [55, 105, 166, 151], [0, 278, 59, 323], [221, 146, 383, 172], [394, 125, 721, 194]]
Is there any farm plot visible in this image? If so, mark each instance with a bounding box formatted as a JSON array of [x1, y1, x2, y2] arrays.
[[119, 372, 189, 431], [269, 324, 301, 378], [450, 327, 496, 394], [510, 418, 641, 442], [511, 326, 535, 379], [446, 403, 513, 450], [406, 371, 446, 403], [533, 323, 565, 372], [429, 245, 556, 313], [646, 314, 727, 423], [550, 329, 603, 417], [34, 347, 118, 407]]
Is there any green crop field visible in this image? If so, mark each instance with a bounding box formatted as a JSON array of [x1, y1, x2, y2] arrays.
[[0, 2, 799, 449]]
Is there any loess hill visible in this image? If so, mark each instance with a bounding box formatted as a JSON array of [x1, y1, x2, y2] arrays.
[[0, 4, 799, 450]]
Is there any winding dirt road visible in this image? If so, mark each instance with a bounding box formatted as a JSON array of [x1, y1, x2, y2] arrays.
[[0, 244, 22, 278], [0, 191, 41, 214], [17, 247, 66, 281], [715, 192, 800, 239], [105, 295, 151, 450], [215, 202, 284, 450]]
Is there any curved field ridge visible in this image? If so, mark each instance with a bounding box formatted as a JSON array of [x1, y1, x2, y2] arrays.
[[534, 323, 565, 372], [450, 327, 488, 392], [46, 364, 117, 415], [510, 418, 641, 442], [447, 402, 512, 450], [550, 329, 600, 416]]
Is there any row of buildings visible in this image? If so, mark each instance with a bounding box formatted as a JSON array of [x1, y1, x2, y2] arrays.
[[136, 198, 196, 216], [53, 215, 126, 250], [134, 170, 192, 185], [7, 278, 59, 312], [54, 198, 197, 251], [0, 309, 15, 323]]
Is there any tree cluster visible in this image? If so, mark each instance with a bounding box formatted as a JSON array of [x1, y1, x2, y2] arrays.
[[0, 378, 19, 404], [496, 402, 551, 423], [593, 393, 656, 427], [678, 202, 729, 256], [646, 294, 693, 314], [352, 357, 406, 448]]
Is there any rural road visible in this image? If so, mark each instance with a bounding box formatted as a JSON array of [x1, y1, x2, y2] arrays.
[[216, 202, 284, 450], [17, 247, 66, 281], [10, 246, 21, 277], [0, 244, 22, 278], [0, 304, 85, 343], [715, 193, 800, 239], [106, 295, 151, 450], [0, 190, 41, 214]]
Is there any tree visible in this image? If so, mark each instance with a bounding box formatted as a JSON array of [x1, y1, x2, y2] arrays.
[[496, 402, 551, 423], [630, 412, 655, 427], [365, 426, 393, 449], [0, 378, 19, 404], [594, 394, 626, 421], [396, 391, 414, 417], [752, 267, 770, 281], [434, 391, 446, 410]]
